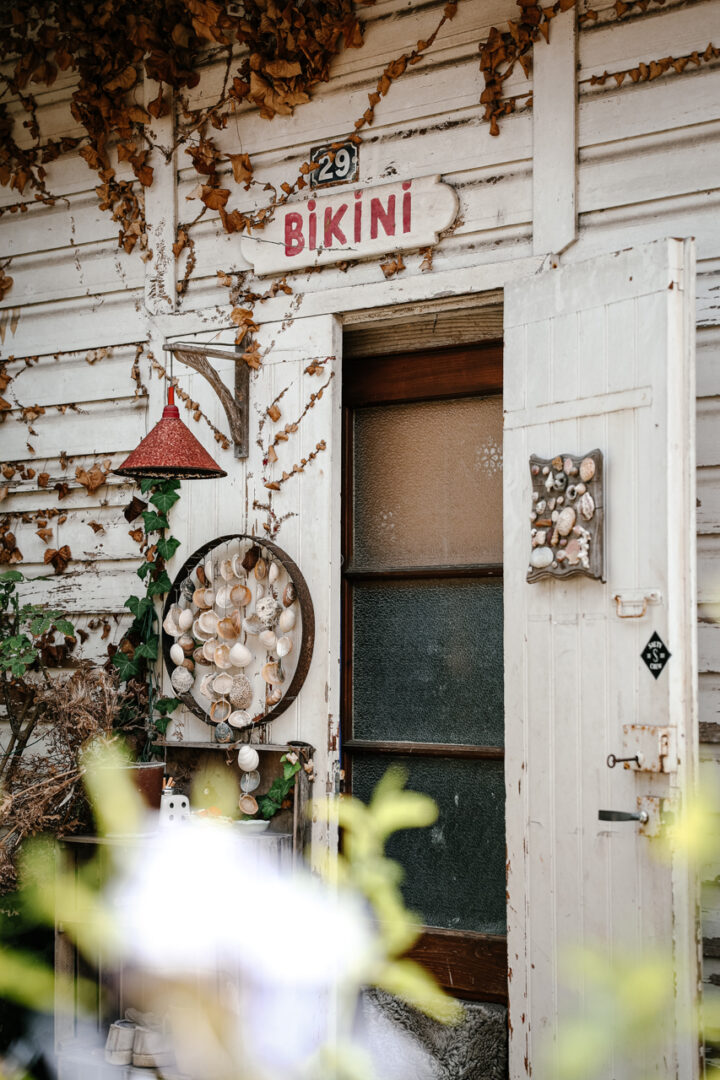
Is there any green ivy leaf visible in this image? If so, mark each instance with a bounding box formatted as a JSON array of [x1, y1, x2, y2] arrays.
[[28, 615, 52, 637], [136, 562, 154, 581], [0, 571, 24, 584], [141, 510, 169, 533], [150, 489, 180, 513], [54, 619, 76, 637], [134, 637, 158, 661], [112, 652, 140, 681], [153, 714, 171, 736], [147, 572, 172, 598], [155, 697, 181, 716], [156, 536, 180, 561], [139, 478, 158, 494], [124, 595, 154, 618]]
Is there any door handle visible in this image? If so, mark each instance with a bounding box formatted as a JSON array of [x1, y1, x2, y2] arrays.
[[598, 809, 649, 824]]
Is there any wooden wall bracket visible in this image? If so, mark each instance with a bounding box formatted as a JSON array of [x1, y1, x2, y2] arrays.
[[164, 342, 249, 459]]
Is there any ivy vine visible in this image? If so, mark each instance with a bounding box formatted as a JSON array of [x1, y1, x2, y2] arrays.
[[112, 477, 182, 742]]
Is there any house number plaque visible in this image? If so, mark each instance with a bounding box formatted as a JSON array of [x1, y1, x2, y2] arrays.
[[527, 449, 604, 583], [309, 141, 359, 188]]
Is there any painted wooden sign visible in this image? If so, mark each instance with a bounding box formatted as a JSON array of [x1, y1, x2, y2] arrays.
[[240, 175, 458, 277]]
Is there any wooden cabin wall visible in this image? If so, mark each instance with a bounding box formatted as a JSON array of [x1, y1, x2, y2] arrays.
[[1, 0, 719, 1023]]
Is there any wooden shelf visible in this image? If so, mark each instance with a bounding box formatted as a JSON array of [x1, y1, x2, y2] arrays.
[[152, 740, 314, 752]]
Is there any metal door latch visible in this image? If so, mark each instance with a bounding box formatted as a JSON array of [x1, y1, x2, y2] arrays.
[[598, 796, 664, 836], [599, 809, 649, 824], [607, 725, 677, 773]]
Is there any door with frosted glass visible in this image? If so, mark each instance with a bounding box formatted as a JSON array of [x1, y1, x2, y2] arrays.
[[342, 343, 507, 1001]]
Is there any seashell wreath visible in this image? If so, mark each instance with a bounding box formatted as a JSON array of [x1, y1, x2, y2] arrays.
[[163, 537, 304, 738]]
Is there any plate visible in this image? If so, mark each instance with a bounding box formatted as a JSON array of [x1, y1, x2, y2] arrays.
[[234, 819, 270, 835]]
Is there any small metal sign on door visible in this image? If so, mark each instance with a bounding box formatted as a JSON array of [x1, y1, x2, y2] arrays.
[[641, 633, 671, 679], [310, 141, 359, 189]]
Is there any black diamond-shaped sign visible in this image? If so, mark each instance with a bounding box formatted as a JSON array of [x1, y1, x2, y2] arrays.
[[641, 633, 671, 679]]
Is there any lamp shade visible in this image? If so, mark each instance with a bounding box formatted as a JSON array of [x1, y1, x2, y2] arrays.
[[114, 387, 227, 480]]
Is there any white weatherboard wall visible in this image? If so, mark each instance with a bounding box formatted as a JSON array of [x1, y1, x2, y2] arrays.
[[1, 0, 720, 1071]]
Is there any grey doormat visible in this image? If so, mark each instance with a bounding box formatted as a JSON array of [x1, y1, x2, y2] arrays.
[[359, 988, 508, 1080]]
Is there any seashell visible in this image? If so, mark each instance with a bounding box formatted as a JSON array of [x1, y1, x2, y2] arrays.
[[170, 642, 185, 666], [242, 614, 264, 636], [210, 699, 231, 723], [203, 638, 219, 662], [200, 673, 217, 700], [230, 610, 244, 636], [240, 769, 260, 793], [256, 595, 281, 628], [228, 710, 252, 730], [532, 492, 538, 504], [551, 510, 559, 523], [566, 485, 578, 500], [180, 576, 195, 600], [171, 666, 194, 693], [203, 559, 215, 583], [212, 672, 234, 696], [576, 482, 586, 495], [237, 745, 260, 771], [214, 584, 232, 609], [242, 545, 260, 572], [579, 457, 595, 483], [536, 500, 546, 513], [532, 530, 547, 548], [261, 661, 284, 686], [259, 629, 277, 650], [268, 562, 280, 585], [565, 538, 582, 565], [179, 634, 195, 655], [220, 558, 235, 582], [254, 557, 267, 581], [196, 565, 207, 587], [163, 610, 181, 638], [193, 617, 214, 642], [230, 584, 252, 608], [178, 608, 194, 632], [229, 674, 253, 709], [283, 582, 296, 607], [238, 793, 258, 816], [542, 466, 549, 475], [552, 472, 567, 492], [529, 546, 553, 569], [214, 644, 232, 670], [278, 607, 296, 633], [229, 641, 253, 667], [198, 609, 220, 636], [231, 553, 245, 578], [556, 496, 564, 506], [217, 616, 238, 641], [193, 647, 207, 664], [556, 507, 576, 537], [530, 512, 537, 523], [256, 584, 266, 601], [214, 721, 234, 744], [548, 498, 556, 512], [276, 635, 293, 658], [551, 456, 563, 471], [193, 587, 211, 610], [563, 457, 578, 476], [266, 687, 283, 707], [181, 658, 195, 672], [578, 492, 595, 521]]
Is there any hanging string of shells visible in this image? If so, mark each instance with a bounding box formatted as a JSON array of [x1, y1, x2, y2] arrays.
[[162, 536, 311, 739]]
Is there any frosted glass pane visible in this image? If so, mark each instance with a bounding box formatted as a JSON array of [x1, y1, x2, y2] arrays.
[[352, 580, 503, 746], [351, 756, 506, 934], [353, 396, 502, 569]]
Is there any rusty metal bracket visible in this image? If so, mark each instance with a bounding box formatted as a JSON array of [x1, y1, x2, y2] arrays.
[[164, 341, 249, 459]]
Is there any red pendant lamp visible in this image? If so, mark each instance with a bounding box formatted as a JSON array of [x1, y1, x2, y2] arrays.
[[114, 385, 227, 480]]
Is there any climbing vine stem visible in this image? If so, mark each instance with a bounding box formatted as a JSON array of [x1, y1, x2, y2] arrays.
[[112, 477, 181, 749]]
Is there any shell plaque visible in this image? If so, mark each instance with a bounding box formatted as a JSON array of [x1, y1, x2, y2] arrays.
[[527, 450, 604, 583]]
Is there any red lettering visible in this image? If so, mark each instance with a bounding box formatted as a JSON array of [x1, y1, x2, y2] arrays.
[[308, 199, 317, 250], [370, 194, 396, 239], [284, 212, 304, 257], [324, 204, 348, 247], [354, 191, 362, 244], [402, 182, 411, 233]]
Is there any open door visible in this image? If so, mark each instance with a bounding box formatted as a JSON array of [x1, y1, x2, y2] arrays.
[[504, 238, 700, 1078]]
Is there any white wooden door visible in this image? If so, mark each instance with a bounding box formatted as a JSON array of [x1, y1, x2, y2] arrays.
[[504, 238, 700, 1079]]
